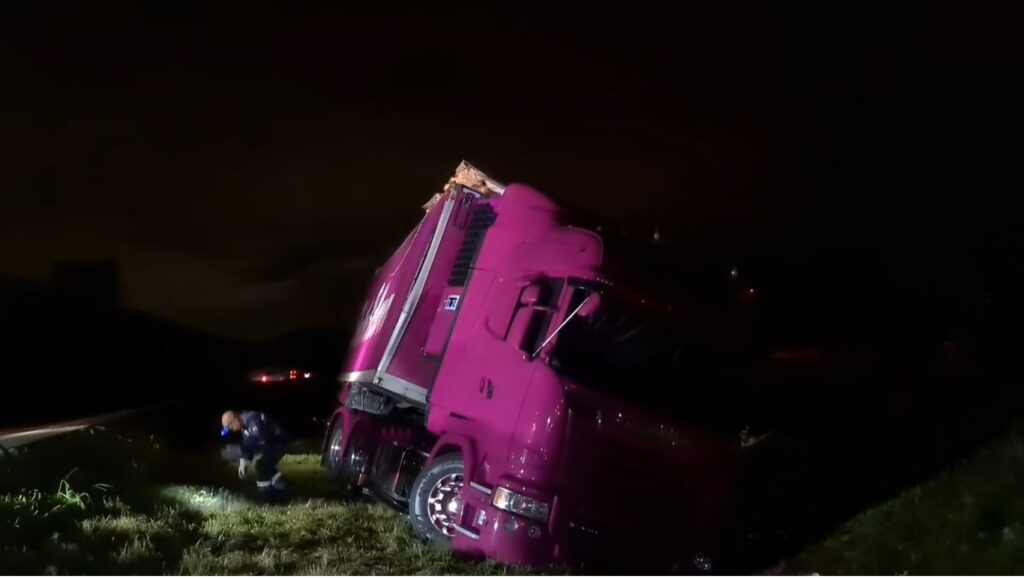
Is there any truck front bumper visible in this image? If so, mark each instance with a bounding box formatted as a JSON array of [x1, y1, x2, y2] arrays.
[[450, 481, 678, 570], [451, 483, 566, 568]]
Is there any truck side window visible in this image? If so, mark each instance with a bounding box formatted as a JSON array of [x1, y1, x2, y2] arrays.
[[518, 310, 548, 354], [507, 277, 564, 354]]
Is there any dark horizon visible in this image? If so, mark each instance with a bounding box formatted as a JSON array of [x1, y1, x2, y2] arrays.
[[2, 2, 1021, 339]]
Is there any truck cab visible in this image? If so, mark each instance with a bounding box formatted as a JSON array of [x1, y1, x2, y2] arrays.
[[322, 162, 737, 570]]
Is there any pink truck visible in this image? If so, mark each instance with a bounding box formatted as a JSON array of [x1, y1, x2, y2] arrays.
[[322, 162, 738, 570]]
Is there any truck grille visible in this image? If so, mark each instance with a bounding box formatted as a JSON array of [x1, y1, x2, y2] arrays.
[[563, 418, 670, 521], [559, 403, 734, 557]]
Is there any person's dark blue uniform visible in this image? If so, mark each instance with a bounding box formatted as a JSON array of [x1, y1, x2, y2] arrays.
[[221, 410, 289, 500]]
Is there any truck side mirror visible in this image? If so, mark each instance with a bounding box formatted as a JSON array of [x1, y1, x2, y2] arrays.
[[519, 284, 542, 306], [509, 284, 552, 355]]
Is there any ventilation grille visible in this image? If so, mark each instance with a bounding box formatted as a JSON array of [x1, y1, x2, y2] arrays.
[[448, 204, 497, 286]]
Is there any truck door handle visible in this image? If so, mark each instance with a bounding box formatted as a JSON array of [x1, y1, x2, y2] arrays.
[[479, 378, 495, 400]]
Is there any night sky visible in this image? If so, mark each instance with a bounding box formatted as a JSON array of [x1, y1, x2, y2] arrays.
[[2, 2, 1021, 339]]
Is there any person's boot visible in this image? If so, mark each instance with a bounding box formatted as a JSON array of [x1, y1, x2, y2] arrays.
[[256, 479, 278, 502], [271, 472, 287, 491], [254, 473, 289, 503], [270, 472, 289, 502]]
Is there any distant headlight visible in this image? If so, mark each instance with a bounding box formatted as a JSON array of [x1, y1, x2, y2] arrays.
[[492, 487, 550, 522]]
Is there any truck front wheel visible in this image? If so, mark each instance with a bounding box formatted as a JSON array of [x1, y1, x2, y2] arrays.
[[409, 453, 465, 546]]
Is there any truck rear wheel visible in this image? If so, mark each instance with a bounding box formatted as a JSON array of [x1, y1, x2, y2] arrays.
[[409, 453, 465, 546], [323, 418, 362, 499]]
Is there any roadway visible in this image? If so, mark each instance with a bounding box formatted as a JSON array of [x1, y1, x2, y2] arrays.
[[0, 407, 153, 450]]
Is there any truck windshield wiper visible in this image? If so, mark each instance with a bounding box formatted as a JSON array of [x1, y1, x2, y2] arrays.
[[531, 293, 594, 360]]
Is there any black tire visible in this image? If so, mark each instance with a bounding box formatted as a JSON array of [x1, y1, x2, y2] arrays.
[[322, 418, 361, 499], [409, 452, 465, 546]]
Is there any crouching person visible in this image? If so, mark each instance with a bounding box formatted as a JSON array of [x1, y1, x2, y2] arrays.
[[221, 410, 290, 501]]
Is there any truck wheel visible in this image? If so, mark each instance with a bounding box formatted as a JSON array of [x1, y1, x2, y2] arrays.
[[409, 453, 465, 546], [323, 419, 361, 499]]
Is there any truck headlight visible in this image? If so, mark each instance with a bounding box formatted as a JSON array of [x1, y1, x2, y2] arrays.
[[492, 487, 551, 522]]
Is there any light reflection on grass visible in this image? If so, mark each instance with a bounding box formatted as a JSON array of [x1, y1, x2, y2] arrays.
[[158, 486, 251, 514]]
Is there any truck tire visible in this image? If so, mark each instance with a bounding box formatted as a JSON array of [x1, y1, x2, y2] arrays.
[[323, 418, 361, 499], [409, 453, 465, 546]]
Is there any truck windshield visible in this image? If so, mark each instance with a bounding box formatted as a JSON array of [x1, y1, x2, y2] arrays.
[[548, 278, 758, 432], [549, 285, 692, 410]]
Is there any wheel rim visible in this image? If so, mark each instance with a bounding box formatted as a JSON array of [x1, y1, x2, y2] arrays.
[[426, 473, 464, 536], [328, 428, 344, 466], [329, 426, 366, 484]]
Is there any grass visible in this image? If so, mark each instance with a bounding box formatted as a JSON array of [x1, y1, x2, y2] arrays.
[[15, 419, 1024, 575], [0, 429, 521, 575], [790, 421, 1024, 574]]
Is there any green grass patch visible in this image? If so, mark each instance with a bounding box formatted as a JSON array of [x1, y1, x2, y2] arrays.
[[11, 421, 1024, 574], [0, 429, 522, 574], [791, 422, 1024, 574]]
